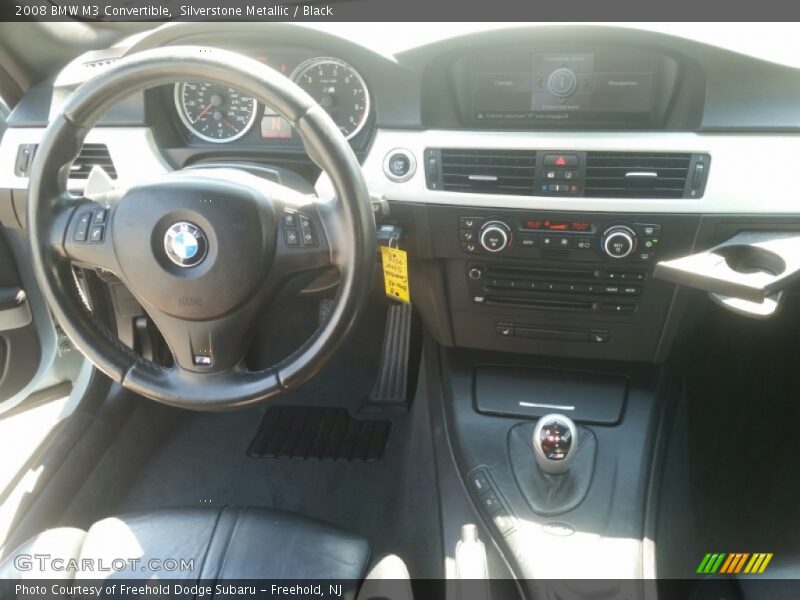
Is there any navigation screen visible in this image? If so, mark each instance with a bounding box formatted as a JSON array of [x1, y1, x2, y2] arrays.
[[473, 52, 657, 124]]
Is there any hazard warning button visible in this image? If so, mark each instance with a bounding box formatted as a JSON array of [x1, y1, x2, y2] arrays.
[[543, 153, 579, 167]]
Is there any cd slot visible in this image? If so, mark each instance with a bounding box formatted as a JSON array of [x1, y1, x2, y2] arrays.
[[486, 296, 595, 312], [485, 265, 597, 280]]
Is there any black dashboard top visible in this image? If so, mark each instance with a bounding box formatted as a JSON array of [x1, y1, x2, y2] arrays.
[[7, 23, 800, 136]]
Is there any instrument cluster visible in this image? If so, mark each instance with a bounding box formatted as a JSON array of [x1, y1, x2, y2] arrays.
[[173, 54, 370, 144]]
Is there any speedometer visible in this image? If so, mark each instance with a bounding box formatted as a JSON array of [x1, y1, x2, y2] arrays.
[[175, 82, 257, 143], [291, 57, 370, 140]]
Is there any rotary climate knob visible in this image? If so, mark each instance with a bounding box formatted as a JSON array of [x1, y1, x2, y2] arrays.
[[479, 221, 512, 253], [602, 225, 637, 259]]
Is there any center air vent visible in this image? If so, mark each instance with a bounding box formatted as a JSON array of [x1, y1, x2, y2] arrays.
[[439, 149, 536, 195], [584, 152, 691, 198], [70, 144, 117, 180]]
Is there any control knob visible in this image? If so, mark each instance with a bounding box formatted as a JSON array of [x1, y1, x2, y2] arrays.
[[478, 221, 512, 253], [601, 225, 637, 259]]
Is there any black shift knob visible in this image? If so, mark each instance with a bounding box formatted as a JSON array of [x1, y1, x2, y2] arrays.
[[533, 414, 578, 475]]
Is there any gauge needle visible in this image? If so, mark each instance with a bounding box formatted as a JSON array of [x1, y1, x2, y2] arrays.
[[221, 117, 239, 132], [193, 103, 213, 123]]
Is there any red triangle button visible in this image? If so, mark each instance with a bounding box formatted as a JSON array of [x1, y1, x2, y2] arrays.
[[555, 155, 567, 166]]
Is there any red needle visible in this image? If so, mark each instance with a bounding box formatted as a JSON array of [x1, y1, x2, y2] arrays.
[[221, 117, 239, 131], [193, 103, 213, 123]]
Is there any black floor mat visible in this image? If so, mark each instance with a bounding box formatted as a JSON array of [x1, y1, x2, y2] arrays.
[[248, 406, 391, 461]]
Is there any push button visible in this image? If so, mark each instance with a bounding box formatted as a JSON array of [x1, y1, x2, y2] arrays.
[[635, 223, 661, 237], [496, 325, 514, 337], [543, 153, 578, 167], [388, 153, 411, 178], [283, 212, 297, 227], [481, 491, 503, 513], [482, 231, 506, 251], [459, 217, 483, 230], [298, 215, 318, 247], [284, 228, 300, 246], [461, 242, 479, 254], [460, 229, 476, 242], [602, 303, 637, 314], [470, 471, 492, 493], [88, 225, 104, 243], [74, 211, 91, 242], [642, 237, 660, 251], [515, 233, 537, 247]]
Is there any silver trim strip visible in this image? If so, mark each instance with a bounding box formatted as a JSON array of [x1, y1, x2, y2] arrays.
[[625, 171, 658, 178], [359, 129, 800, 214], [6, 125, 800, 215], [519, 401, 576, 411]]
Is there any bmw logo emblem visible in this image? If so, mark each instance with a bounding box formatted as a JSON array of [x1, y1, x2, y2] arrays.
[[164, 222, 208, 268]]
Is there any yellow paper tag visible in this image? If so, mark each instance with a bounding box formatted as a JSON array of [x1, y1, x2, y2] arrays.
[[380, 246, 411, 303]]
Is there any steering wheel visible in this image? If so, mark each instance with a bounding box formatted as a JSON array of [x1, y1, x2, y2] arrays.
[[27, 47, 376, 410]]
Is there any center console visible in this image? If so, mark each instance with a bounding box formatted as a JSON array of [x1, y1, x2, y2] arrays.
[[427, 205, 701, 363]]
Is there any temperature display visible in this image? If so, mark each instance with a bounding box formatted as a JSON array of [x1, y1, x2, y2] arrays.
[[524, 220, 592, 232]]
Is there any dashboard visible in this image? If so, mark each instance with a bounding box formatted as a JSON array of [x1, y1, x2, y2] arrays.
[[4, 23, 800, 366]]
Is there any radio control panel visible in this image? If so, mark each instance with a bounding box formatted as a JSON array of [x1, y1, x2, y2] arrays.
[[425, 205, 701, 362], [458, 215, 662, 263]]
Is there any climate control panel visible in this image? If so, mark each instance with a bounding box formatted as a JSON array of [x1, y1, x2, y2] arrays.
[[459, 215, 662, 263]]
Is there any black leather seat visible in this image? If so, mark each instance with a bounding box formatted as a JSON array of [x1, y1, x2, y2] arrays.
[[0, 506, 371, 585]]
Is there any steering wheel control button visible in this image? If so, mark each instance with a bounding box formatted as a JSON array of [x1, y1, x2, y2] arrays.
[[283, 211, 297, 227], [284, 228, 300, 246], [93, 208, 108, 224], [163, 222, 208, 268], [298, 215, 318, 247], [88, 225, 105, 243], [383, 148, 416, 182], [74, 211, 92, 242]]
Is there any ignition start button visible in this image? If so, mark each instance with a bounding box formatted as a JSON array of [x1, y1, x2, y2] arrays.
[[383, 148, 416, 182]]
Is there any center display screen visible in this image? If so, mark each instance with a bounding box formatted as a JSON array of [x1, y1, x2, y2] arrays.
[[472, 51, 658, 124]]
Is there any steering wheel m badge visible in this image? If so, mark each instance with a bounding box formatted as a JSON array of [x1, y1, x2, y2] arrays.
[[164, 221, 208, 267]]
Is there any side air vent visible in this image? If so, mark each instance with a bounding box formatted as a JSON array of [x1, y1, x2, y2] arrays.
[[70, 144, 117, 180], [584, 152, 691, 198], [440, 149, 536, 195]]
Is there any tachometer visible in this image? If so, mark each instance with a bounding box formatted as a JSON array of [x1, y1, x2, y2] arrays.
[[175, 82, 257, 143], [291, 57, 370, 140]]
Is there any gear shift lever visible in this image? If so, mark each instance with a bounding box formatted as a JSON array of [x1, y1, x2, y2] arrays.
[[532, 413, 578, 475]]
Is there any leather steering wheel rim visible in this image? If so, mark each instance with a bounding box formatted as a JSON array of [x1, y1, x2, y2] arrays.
[[27, 46, 376, 410]]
